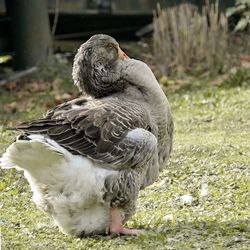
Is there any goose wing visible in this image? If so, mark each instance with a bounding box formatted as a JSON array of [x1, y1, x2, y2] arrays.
[[16, 97, 157, 170]]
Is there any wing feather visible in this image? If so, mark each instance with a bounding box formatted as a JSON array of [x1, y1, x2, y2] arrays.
[[17, 97, 156, 170]]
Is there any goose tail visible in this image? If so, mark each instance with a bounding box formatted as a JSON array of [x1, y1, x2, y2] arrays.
[[0, 134, 69, 173]]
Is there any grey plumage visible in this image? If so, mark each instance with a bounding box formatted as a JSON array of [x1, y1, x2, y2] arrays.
[[72, 34, 127, 98], [2, 34, 173, 236]]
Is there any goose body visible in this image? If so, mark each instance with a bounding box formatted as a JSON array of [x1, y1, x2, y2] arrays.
[[2, 134, 115, 236], [1, 34, 173, 236]]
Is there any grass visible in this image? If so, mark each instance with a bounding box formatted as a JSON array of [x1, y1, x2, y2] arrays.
[[0, 61, 250, 249]]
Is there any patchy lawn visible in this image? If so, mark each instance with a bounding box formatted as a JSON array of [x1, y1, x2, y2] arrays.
[[0, 64, 249, 249]]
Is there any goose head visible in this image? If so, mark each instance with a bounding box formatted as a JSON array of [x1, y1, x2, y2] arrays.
[[72, 34, 129, 98]]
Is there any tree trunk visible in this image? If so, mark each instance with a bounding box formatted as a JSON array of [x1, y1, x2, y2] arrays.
[[6, 0, 52, 70]]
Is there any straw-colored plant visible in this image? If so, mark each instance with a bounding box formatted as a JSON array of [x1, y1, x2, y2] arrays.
[[153, 0, 228, 75]]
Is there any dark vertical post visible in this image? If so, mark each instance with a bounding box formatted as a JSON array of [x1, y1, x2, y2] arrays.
[[6, 0, 52, 70]]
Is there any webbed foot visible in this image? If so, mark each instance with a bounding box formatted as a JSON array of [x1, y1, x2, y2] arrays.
[[106, 207, 144, 236]]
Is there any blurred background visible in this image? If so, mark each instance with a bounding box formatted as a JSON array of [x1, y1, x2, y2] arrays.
[[0, 0, 247, 72]]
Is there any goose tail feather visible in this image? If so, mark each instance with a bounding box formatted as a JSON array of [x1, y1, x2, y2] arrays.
[[0, 134, 69, 173]]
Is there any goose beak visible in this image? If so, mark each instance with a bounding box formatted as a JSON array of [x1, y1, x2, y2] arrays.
[[118, 47, 129, 60]]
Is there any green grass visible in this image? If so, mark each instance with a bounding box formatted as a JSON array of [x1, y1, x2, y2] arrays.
[[0, 67, 250, 249]]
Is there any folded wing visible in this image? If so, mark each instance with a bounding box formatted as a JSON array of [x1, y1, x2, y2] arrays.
[[17, 97, 157, 170]]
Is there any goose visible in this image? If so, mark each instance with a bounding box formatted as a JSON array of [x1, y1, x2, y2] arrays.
[[0, 34, 173, 237]]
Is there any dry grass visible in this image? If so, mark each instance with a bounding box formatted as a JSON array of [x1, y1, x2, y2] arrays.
[[153, 0, 228, 75]]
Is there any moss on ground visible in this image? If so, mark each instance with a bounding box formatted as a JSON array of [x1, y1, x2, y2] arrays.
[[0, 65, 249, 249]]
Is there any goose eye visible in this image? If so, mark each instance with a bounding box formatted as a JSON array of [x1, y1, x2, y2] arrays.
[[107, 43, 114, 49]]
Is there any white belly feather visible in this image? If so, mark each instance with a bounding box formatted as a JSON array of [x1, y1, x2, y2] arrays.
[[0, 135, 116, 236]]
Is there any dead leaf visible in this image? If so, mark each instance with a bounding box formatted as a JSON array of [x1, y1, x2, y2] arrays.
[[52, 79, 63, 97], [240, 55, 250, 62], [3, 102, 17, 113], [42, 101, 53, 108], [25, 82, 46, 93], [240, 55, 250, 69], [55, 93, 72, 103], [5, 81, 17, 91]]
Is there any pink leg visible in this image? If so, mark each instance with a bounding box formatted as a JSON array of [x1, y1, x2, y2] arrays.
[[106, 207, 144, 236]]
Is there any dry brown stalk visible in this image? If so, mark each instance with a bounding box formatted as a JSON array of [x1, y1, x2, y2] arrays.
[[153, 0, 228, 75]]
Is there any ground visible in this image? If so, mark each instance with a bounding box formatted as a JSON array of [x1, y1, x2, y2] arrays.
[[0, 58, 249, 249]]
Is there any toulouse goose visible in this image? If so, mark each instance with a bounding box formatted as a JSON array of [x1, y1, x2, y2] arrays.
[[1, 34, 173, 236]]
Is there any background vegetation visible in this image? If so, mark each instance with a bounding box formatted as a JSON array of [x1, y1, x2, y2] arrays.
[[153, 1, 228, 75]]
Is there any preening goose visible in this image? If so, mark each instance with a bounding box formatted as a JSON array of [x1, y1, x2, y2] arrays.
[[1, 34, 173, 236]]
